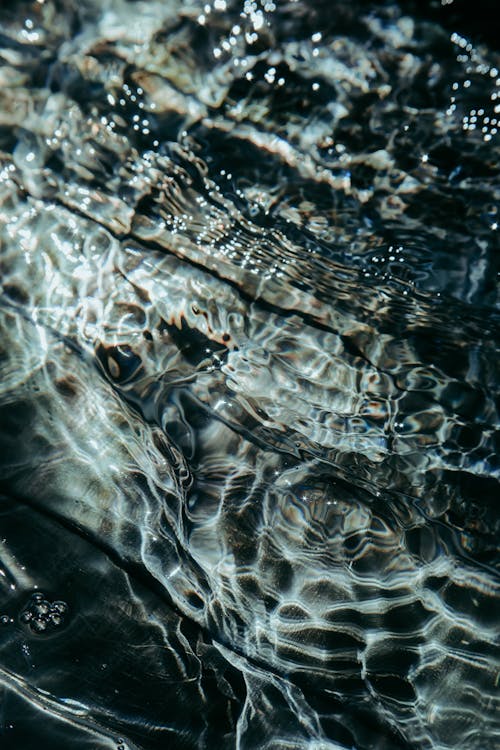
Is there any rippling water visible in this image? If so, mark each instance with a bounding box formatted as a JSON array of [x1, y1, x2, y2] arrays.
[[0, 1, 499, 748]]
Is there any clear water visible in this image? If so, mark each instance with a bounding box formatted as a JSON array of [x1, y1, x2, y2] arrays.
[[0, 1, 499, 748]]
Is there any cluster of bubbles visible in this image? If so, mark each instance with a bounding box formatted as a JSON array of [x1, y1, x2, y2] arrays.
[[20, 592, 69, 634]]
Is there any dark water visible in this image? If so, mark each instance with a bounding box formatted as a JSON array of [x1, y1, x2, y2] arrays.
[[0, 1, 499, 748]]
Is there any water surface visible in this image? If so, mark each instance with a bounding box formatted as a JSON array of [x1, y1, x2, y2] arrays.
[[0, 1, 499, 748]]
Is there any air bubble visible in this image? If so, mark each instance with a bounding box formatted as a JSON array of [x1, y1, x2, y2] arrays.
[[20, 593, 69, 634]]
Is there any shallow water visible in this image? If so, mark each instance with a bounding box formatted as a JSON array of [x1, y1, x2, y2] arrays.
[[0, 1, 499, 748]]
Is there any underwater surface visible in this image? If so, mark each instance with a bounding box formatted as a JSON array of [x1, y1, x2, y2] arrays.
[[0, 0, 499, 748]]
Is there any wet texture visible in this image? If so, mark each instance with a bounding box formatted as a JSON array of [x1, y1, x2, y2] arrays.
[[0, 1, 499, 748]]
